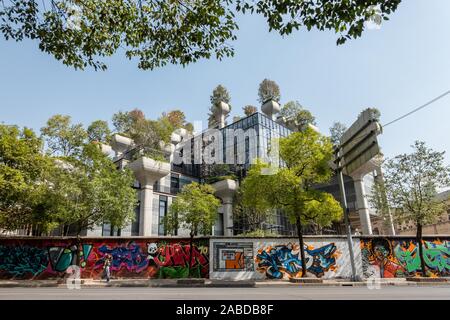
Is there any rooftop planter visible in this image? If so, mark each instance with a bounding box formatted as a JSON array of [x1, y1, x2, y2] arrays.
[[110, 134, 134, 155], [261, 99, 280, 120], [212, 178, 238, 199], [128, 157, 171, 186]]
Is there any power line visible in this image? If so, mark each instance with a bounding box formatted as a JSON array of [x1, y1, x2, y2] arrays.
[[382, 90, 450, 128]]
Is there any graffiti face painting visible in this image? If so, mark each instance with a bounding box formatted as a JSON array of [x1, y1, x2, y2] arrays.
[[255, 242, 339, 279]]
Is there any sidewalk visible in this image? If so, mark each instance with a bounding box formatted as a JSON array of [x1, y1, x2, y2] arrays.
[[0, 278, 449, 288]]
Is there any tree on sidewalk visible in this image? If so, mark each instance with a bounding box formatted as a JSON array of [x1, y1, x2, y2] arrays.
[[369, 141, 450, 277], [240, 128, 343, 277], [166, 182, 221, 277]]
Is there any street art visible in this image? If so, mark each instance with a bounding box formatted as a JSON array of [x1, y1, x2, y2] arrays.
[[48, 244, 93, 272], [255, 242, 339, 279], [0, 238, 209, 280], [0, 245, 49, 278], [94, 241, 149, 273], [361, 238, 450, 278], [213, 242, 254, 272]]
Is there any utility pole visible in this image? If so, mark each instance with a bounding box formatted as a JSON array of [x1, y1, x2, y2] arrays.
[[335, 147, 359, 282]]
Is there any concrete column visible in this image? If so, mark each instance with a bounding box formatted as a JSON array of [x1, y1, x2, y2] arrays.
[[212, 179, 238, 237], [353, 175, 373, 235], [221, 196, 234, 237], [139, 184, 154, 236], [128, 157, 171, 237]]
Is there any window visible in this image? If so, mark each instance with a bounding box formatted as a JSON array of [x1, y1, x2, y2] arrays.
[[158, 195, 168, 235], [170, 174, 180, 193]]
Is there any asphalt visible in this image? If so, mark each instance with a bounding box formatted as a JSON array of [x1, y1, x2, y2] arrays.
[[1, 286, 450, 300]]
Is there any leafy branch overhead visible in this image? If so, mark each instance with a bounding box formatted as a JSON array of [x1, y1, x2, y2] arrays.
[[0, 0, 401, 70]]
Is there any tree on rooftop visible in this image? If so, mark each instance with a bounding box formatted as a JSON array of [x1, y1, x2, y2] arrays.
[[243, 105, 257, 117], [280, 100, 316, 131], [258, 79, 280, 104], [0, 1, 400, 70]]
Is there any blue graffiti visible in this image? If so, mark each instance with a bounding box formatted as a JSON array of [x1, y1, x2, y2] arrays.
[[256, 244, 304, 279], [306, 243, 337, 277], [0, 245, 49, 278], [96, 241, 148, 273], [256, 243, 338, 279]]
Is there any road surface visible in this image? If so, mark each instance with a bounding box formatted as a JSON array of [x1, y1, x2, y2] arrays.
[[0, 286, 449, 300]]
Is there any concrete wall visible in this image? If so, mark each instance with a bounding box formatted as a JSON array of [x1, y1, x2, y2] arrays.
[[1, 236, 449, 280], [360, 236, 450, 278], [209, 236, 362, 280], [0, 237, 209, 280]]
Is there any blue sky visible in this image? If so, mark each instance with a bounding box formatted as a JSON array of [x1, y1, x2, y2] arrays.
[[0, 1, 449, 164]]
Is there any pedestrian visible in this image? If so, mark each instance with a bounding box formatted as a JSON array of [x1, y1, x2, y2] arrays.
[[103, 254, 112, 282]]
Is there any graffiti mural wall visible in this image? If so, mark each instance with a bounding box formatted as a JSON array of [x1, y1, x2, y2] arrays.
[[0, 238, 209, 280], [209, 237, 362, 280], [360, 237, 450, 278]]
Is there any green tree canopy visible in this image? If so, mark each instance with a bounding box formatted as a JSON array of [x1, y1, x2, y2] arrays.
[[166, 182, 220, 276], [0, 1, 401, 70], [280, 100, 316, 131], [87, 120, 111, 144], [40, 114, 87, 157], [0, 124, 57, 234], [240, 128, 343, 277]]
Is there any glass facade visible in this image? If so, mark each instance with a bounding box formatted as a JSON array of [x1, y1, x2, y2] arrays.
[[158, 195, 168, 236]]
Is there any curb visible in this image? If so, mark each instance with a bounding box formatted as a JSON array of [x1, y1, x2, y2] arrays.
[[1, 280, 450, 288]]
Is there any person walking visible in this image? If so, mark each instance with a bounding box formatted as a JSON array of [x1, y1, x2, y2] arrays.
[[103, 254, 112, 282]]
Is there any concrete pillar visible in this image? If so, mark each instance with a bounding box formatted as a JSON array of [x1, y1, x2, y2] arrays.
[[352, 175, 373, 235], [128, 157, 171, 236], [221, 196, 234, 237], [212, 179, 238, 237], [139, 184, 154, 236]]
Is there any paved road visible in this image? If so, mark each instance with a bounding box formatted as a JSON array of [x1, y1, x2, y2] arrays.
[[0, 286, 449, 300]]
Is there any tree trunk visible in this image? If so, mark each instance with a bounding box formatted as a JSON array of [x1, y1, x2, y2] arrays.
[[416, 223, 427, 277], [296, 217, 307, 278], [188, 231, 194, 278]]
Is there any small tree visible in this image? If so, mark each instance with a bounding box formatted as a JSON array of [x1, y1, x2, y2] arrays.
[[329, 122, 347, 146], [208, 85, 231, 128], [40, 114, 87, 157], [240, 128, 343, 277], [166, 182, 221, 277], [370, 141, 450, 276], [243, 105, 257, 117], [258, 79, 281, 104], [0, 125, 57, 234], [237, 163, 275, 233], [87, 120, 111, 143], [280, 101, 316, 131]]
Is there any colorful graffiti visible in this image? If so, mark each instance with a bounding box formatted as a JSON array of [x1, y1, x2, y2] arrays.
[[0, 238, 209, 280], [361, 238, 450, 278], [255, 242, 339, 279], [0, 245, 49, 278]]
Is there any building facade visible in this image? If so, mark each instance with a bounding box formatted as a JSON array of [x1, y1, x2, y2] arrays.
[[86, 102, 386, 238]]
